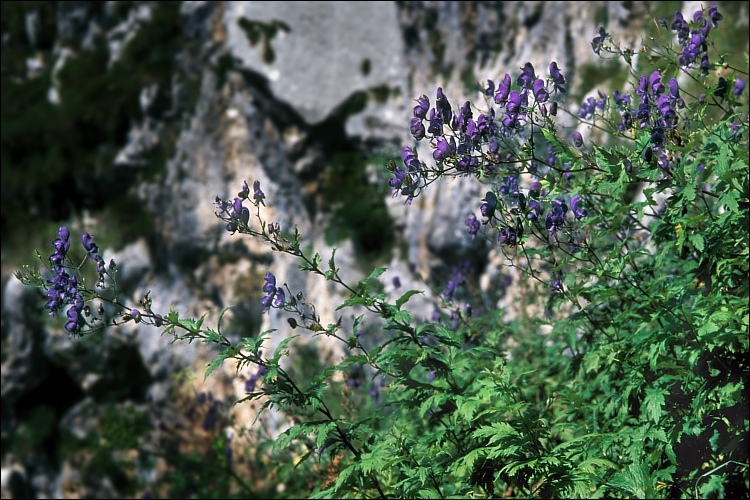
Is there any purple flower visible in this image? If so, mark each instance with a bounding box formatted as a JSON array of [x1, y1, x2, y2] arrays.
[[51, 226, 71, 263], [456, 155, 478, 174], [734, 78, 746, 98], [545, 198, 567, 234], [465, 119, 479, 142], [498, 175, 519, 197], [413, 94, 430, 119], [455, 101, 472, 132], [480, 191, 498, 220], [572, 131, 583, 148], [497, 225, 518, 246], [550, 274, 563, 293], [427, 108, 443, 136], [484, 79, 495, 97], [465, 213, 480, 239], [494, 73, 511, 105], [252, 181, 265, 207], [578, 96, 597, 119], [273, 287, 285, 308], [708, 2, 723, 27], [506, 90, 523, 115], [442, 266, 467, 300], [636, 75, 649, 97], [261, 272, 281, 313], [527, 199, 542, 221], [436, 87, 452, 123], [65, 306, 84, 333], [263, 272, 276, 293], [649, 71, 665, 95], [667, 78, 680, 99], [532, 79, 548, 103], [433, 136, 456, 162], [612, 90, 631, 108], [410, 117, 426, 140], [392, 276, 402, 289], [549, 61, 566, 93], [130, 309, 142, 323], [570, 195, 588, 220], [517, 62, 536, 90], [81, 233, 98, 255], [591, 27, 608, 54], [238, 180, 250, 200]]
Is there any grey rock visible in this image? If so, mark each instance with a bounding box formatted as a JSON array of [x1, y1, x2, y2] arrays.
[[224, 1, 406, 126], [1, 278, 48, 419]]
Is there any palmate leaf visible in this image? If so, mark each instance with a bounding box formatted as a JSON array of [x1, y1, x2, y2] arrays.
[[606, 462, 654, 498]]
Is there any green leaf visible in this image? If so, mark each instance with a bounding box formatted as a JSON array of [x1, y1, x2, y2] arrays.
[[642, 387, 667, 424], [272, 335, 298, 363], [689, 233, 704, 253], [472, 422, 520, 444], [366, 267, 387, 281], [395, 289, 423, 310], [336, 295, 369, 311], [607, 462, 654, 498], [204, 346, 236, 380], [328, 248, 337, 273]]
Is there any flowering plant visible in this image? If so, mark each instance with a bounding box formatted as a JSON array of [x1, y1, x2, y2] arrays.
[[16, 3, 748, 498]]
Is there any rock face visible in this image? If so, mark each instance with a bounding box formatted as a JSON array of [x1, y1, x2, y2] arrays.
[[7, 1, 738, 497]]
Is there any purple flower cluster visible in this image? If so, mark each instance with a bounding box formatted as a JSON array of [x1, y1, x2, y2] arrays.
[[667, 3, 722, 75], [493, 62, 564, 136], [578, 91, 607, 120], [580, 69, 684, 154], [527, 199, 542, 221], [45, 227, 86, 335], [570, 195, 588, 220], [465, 213, 480, 240], [389, 146, 423, 203], [82, 233, 105, 274], [550, 273, 564, 293], [261, 272, 285, 313], [216, 180, 265, 234], [545, 198, 568, 234], [591, 27, 608, 54], [497, 222, 521, 246]]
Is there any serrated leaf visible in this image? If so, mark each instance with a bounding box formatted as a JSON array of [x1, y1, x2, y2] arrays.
[[608, 462, 654, 498], [472, 422, 520, 444], [643, 387, 666, 424], [336, 295, 368, 311], [689, 233, 704, 253], [205, 346, 236, 380], [272, 335, 298, 362]]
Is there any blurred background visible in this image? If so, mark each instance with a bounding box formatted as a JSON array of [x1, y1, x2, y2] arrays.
[[1, 1, 748, 498]]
